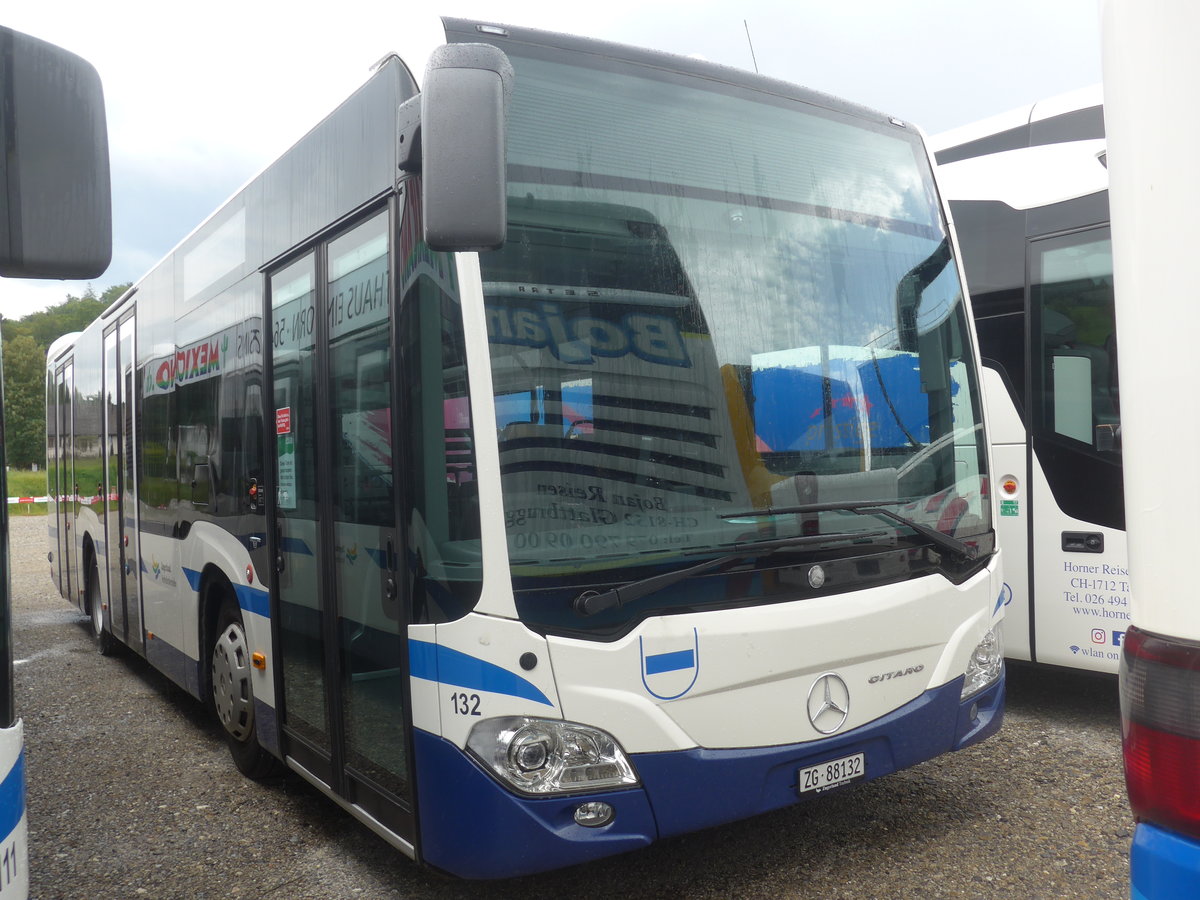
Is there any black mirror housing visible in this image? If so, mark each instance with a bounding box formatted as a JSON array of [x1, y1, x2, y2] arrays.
[[0, 27, 112, 278], [419, 43, 512, 252]]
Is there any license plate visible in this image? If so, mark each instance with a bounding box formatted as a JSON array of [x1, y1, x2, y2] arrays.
[[798, 752, 865, 794]]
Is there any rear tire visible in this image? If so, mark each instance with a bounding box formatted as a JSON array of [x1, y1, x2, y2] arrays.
[[86, 559, 115, 656], [211, 595, 281, 779]]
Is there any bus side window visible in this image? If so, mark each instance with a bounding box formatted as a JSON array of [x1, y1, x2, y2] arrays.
[[1033, 231, 1119, 454], [399, 272, 482, 623]]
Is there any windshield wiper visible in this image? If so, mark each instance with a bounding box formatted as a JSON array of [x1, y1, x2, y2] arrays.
[[720, 500, 977, 563], [572, 529, 888, 617]]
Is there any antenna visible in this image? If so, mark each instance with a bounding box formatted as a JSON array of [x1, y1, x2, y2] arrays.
[[744, 20, 759, 74]]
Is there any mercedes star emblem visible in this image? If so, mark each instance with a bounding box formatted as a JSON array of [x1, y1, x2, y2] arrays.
[[806, 672, 851, 734]]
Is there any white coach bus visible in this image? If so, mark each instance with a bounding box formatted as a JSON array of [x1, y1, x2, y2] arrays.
[[45, 17, 1004, 878], [1104, 1, 1200, 896], [932, 89, 1125, 673]]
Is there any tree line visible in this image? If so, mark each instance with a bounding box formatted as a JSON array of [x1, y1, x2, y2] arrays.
[[2, 283, 131, 470]]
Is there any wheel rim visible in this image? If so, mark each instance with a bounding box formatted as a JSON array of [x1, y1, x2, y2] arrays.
[[212, 619, 255, 741]]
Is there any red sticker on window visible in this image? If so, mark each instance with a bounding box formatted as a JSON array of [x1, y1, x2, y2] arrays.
[[276, 407, 292, 435]]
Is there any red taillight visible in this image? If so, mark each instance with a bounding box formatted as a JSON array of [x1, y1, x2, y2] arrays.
[[1121, 625, 1200, 838]]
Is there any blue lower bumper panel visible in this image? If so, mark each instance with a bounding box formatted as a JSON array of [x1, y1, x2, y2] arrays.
[[413, 728, 658, 879], [414, 674, 1004, 878], [1131, 823, 1200, 900]]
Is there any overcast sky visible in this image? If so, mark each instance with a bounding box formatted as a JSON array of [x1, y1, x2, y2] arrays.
[[2, 0, 1102, 320]]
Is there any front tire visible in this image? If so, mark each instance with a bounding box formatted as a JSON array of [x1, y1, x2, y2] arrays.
[[86, 559, 115, 656], [212, 597, 280, 779]]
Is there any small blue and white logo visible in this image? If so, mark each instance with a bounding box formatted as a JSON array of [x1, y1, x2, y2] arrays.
[[640, 629, 700, 701], [996, 583, 1013, 614]]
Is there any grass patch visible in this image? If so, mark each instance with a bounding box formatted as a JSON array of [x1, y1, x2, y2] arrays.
[[8, 469, 48, 498], [7, 469, 49, 517]]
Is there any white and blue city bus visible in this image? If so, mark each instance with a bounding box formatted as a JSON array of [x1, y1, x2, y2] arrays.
[[932, 89, 1125, 673], [2, 24, 112, 900], [0, 338, 22, 899], [45, 18, 1005, 878], [1103, 1, 1200, 896]]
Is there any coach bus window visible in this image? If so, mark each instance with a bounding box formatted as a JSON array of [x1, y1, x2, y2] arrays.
[[140, 358, 178, 513], [1032, 231, 1118, 454], [399, 256, 482, 624]]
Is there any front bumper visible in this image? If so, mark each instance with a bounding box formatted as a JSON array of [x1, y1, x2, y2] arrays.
[[414, 672, 1004, 878]]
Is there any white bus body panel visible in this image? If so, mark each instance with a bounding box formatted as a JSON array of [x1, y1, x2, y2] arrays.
[[180, 522, 275, 708], [0, 722, 27, 900], [1105, 6, 1200, 643], [1029, 460, 1129, 670], [551, 564, 1001, 753], [983, 367, 1031, 660], [422, 560, 1002, 754]]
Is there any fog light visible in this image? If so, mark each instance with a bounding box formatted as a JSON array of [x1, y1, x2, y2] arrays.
[[574, 801, 614, 828]]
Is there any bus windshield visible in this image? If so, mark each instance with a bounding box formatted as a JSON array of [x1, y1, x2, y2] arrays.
[[476, 46, 990, 631]]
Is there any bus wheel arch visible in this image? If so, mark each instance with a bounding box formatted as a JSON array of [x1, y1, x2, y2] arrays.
[[82, 537, 113, 656], [201, 568, 280, 779]]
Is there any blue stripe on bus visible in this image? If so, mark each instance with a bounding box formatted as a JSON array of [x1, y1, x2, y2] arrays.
[[180, 568, 270, 620], [235, 585, 271, 619], [183, 568, 203, 592], [0, 749, 25, 839], [644, 648, 695, 675], [408, 640, 553, 706]]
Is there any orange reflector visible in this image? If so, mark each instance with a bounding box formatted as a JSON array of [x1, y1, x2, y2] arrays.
[[252, 652, 266, 670], [147, 632, 155, 640], [246, 564, 254, 584], [1002, 479, 1018, 495]]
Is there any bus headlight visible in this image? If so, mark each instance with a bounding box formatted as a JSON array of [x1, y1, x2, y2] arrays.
[[961, 627, 1004, 699], [467, 716, 640, 795]]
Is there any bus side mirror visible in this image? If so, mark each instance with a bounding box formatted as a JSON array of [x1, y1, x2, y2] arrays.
[[0, 27, 112, 278], [419, 43, 512, 252]]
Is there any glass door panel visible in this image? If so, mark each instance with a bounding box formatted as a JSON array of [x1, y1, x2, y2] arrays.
[[103, 330, 121, 623], [269, 207, 412, 838], [271, 253, 329, 750], [326, 213, 408, 799], [118, 316, 141, 648], [54, 366, 72, 602]]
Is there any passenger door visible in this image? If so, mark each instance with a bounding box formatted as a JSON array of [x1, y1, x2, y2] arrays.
[[267, 205, 415, 843], [51, 363, 75, 603], [1027, 226, 1128, 670], [103, 310, 143, 651]]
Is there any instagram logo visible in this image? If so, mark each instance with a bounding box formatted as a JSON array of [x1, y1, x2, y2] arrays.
[[1091, 628, 1106, 644]]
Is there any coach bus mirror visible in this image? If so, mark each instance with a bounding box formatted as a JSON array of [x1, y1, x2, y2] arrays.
[[0, 27, 111, 278], [420, 43, 513, 251]]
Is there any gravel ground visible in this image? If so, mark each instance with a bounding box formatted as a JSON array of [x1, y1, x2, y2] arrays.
[[11, 514, 1131, 899]]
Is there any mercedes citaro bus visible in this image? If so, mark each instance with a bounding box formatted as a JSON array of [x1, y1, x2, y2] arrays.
[[45, 17, 1004, 878]]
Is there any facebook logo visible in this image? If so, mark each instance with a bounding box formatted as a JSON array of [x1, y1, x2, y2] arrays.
[[1112, 631, 1126, 647]]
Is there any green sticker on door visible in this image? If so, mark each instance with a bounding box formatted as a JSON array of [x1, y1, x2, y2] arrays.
[[1000, 499, 1020, 517]]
